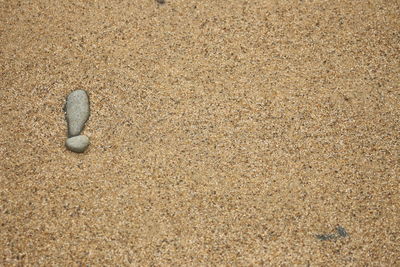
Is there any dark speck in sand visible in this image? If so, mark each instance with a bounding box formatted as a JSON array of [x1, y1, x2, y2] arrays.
[[316, 234, 337, 241], [337, 226, 348, 237], [316, 226, 349, 241]]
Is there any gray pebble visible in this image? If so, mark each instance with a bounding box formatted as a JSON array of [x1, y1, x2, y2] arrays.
[[66, 135, 90, 153], [65, 90, 89, 137]]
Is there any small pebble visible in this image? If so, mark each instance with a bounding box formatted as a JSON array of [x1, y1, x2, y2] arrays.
[[65, 90, 90, 137], [66, 135, 90, 153]]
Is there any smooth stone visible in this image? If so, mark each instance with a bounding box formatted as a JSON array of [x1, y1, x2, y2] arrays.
[[66, 135, 90, 153], [65, 90, 89, 137]]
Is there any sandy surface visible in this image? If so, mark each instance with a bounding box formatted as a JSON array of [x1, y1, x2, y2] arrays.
[[1, 0, 399, 265]]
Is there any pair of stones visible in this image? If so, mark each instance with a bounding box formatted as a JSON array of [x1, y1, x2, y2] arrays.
[[65, 90, 90, 153]]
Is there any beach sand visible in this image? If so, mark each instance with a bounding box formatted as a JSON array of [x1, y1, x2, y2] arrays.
[[1, 0, 399, 265]]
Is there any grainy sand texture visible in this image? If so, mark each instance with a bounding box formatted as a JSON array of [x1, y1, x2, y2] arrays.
[[1, 0, 399, 265]]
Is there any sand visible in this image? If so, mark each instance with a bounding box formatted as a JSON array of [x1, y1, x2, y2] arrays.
[[1, 0, 399, 265]]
